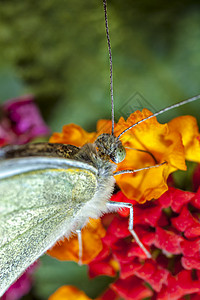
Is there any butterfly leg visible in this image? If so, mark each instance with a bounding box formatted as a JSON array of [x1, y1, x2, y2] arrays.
[[107, 201, 151, 258], [76, 229, 83, 265]]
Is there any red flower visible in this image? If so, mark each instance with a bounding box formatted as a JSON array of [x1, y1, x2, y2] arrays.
[[87, 187, 200, 299]]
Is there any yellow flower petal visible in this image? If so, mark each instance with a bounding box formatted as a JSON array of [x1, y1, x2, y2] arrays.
[[114, 109, 186, 202], [168, 115, 200, 163], [50, 124, 96, 146], [48, 286, 92, 300], [47, 219, 106, 264]]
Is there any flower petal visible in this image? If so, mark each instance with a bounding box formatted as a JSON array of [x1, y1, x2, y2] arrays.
[[181, 256, 200, 270], [47, 219, 106, 264], [177, 270, 200, 294], [1, 263, 37, 300], [180, 239, 200, 257], [192, 187, 200, 209], [168, 116, 200, 163], [172, 206, 200, 232], [0, 95, 50, 145], [134, 260, 169, 292], [157, 274, 182, 300], [111, 277, 153, 300], [50, 124, 96, 146], [120, 258, 142, 279], [89, 257, 117, 278], [154, 227, 183, 254], [48, 286, 91, 300], [159, 187, 194, 212], [97, 288, 118, 300], [114, 109, 186, 202]]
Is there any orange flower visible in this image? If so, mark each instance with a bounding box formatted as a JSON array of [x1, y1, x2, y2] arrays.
[[47, 219, 106, 264], [50, 109, 188, 203], [48, 286, 92, 300], [50, 124, 96, 146], [168, 115, 200, 163], [113, 109, 187, 203]]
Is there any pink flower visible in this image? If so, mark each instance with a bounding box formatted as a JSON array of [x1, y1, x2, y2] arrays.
[[2, 264, 37, 300], [0, 95, 50, 145]]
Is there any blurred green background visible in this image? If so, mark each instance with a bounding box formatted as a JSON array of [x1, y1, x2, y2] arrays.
[[0, 0, 199, 299], [0, 0, 200, 135]]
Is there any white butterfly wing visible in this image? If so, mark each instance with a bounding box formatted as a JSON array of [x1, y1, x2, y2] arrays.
[[0, 157, 98, 296]]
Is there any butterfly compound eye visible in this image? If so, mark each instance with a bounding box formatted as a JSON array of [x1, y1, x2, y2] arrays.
[[111, 144, 126, 163]]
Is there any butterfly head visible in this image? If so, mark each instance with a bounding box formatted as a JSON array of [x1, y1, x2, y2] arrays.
[[95, 133, 126, 163]]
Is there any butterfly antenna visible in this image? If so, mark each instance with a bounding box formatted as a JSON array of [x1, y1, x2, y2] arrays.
[[103, 0, 114, 135], [117, 94, 200, 140]]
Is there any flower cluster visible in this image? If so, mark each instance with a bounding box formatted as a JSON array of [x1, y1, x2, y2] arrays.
[[49, 109, 200, 299], [49, 186, 200, 300], [89, 187, 200, 299], [1, 100, 200, 299]]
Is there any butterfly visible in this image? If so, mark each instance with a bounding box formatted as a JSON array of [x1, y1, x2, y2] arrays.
[[0, 0, 200, 297]]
